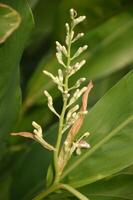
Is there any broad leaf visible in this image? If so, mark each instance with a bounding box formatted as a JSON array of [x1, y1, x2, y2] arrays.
[[61, 71, 133, 188], [0, 0, 33, 162], [79, 174, 133, 200], [0, 3, 21, 44]]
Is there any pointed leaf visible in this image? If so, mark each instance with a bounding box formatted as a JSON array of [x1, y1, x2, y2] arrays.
[[0, 3, 21, 43]]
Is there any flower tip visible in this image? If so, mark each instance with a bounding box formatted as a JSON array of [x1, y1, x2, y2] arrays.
[[55, 41, 59, 45], [43, 70, 46, 74], [83, 60, 86, 64], [88, 80, 94, 89], [32, 121, 36, 126], [44, 90, 47, 95], [70, 8, 74, 12], [10, 132, 16, 136], [85, 45, 88, 49], [84, 132, 90, 137], [70, 8, 77, 18], [65, 23, 69, 27]]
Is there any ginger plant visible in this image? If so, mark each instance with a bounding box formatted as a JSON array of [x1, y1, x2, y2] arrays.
[[11, 8, 93, 200]]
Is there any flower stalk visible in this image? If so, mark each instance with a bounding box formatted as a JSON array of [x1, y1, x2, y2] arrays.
[[11, 8, 93, 200]]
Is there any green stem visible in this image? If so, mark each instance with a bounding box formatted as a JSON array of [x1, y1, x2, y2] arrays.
[[54, 26, 72, 182], [60, 184, 89, 200], [32, 184, 60, 200], [33, 183, 89, 200]]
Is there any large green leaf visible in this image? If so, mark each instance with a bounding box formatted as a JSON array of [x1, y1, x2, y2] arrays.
[[11, 71, 133, 199], [0, 3, 21, 44], [0, 0, 33, 161], [79, 174, 133, 200], [23, 8, 133, 111], [61, 71, 133, 188]]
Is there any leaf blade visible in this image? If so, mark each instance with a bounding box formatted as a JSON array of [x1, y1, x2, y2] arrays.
[[0, 3, 21, 43]]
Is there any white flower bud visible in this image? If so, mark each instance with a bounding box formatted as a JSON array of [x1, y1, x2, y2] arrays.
[[56, 52, 66, 67], [44, 90, 52, 104], [75, 77, 86, 88], [43, 70, 59, 84], [65, 23, 70, 46], [77, 86, 87, 98], [44, 90, 60, 117], [71, 30, 74, 40], [32, 121, 56, 151], [77, 132, 90, 143], [70, 132, 91, 155], [32, 121, 42, 138], [72, 33, 84, 43], [68, 86, 87, 106], [70, 8, 77, 19], [65, 23, 69, 33], [58, 69, 63, 83], [56, 41, 68, 57], [72, 45, 88, 60], [69, 60, 86, 76], [66, 104, 79, 122], [76, 60, 86, 71], [73, 16, 86, 26], [56, 41, 62, 51], [62, 46, 68, 57]]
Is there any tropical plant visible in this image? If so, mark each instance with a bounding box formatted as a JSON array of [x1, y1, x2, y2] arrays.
[[0, 0, 133, 200]]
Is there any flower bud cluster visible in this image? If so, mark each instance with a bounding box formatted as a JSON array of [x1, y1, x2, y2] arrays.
[[70, 8, 86, 27], [72, 45, 88, 60], [68, 60, 86, 77], [63, 132, 90, 155], [70, 132, 90, 155], [42, 8, 91, 159], [32, 121, 56, 151], [67, 87, 87, 107]]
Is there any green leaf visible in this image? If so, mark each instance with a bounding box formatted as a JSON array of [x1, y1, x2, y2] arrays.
[[27, 0, 61, 53], [23, 8, 133, 110], [61, 71, 133, 188], [0, 3, 21, 44], [79, 174, 133, 200], [0, 0, 33, 161]]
